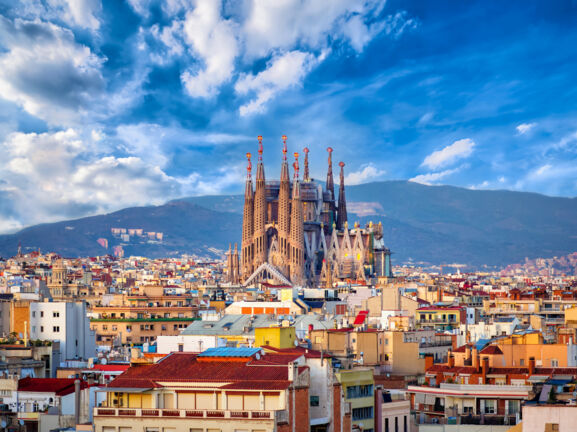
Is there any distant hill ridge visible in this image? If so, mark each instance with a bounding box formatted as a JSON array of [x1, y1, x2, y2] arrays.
[[1, 181, 576, 267]]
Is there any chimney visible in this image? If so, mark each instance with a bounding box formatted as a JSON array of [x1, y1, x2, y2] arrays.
[[451, 334, 457, 350], [448, 354, 455, 368], [424, 354, 434, 371], [74, 379, 81, 425], [481, 357, 489, 384], [288, 362, 298, 382], [465, 346, 471, 362], [529, 357, 535, 376], [472, 347, 479, 371]]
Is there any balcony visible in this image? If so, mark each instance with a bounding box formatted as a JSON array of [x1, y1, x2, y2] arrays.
[[94, 407, 284, 422], [439, 383, 532, 395]]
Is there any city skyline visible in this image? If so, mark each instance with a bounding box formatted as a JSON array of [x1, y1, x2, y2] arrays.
[[1, 0, 576, 233]]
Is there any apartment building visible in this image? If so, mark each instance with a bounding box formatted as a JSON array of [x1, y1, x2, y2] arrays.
[[94, 347, 351, 432], [29, 301, 96, 367]]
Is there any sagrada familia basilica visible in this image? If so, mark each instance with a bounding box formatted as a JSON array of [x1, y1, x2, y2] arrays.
[[226, 136, 392, 287]]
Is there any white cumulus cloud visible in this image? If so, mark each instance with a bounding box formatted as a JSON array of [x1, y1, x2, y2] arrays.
[[344, 163, 386, 185], [410, 166, 462, 185], [0, 16, 105, 125], [0, 128, 247, 233], [421, 138, 476, 170], [516, 122, 536, 135], [235, 50, 321, 116], [180, 0, 239, 98]]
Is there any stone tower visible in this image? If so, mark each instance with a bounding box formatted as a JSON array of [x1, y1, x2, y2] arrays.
[[337, 161, 348, 230], [241, 152, 254, 278], [277, 135, 291, 276], [253, 136, 268, 268], [289, 152, 305, 284], [48, 258, 68, 299]]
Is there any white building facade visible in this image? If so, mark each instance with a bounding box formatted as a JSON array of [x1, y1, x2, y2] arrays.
[[29, 301, 96, 366]]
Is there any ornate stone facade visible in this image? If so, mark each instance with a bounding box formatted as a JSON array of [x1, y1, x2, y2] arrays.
[[235, 136, 392, 286]]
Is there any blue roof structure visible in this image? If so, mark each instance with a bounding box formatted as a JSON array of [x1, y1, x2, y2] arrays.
[[197, 347, 261, 357], [475, 339, 491, 351]]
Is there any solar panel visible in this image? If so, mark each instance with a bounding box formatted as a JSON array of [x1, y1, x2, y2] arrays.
[[197, 347, 261, 357]]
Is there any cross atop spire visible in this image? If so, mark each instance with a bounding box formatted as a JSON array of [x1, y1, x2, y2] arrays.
[[282, 135, 287, 161], [246, 152, 252, 174], [257, 135, 263, 161], [293, 152, 300, 179]]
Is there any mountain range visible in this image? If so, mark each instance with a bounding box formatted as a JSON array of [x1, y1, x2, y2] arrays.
[[1, 181, 576, 269]]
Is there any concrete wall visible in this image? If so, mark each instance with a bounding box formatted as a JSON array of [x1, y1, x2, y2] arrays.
[[522, 405, 577, 432]]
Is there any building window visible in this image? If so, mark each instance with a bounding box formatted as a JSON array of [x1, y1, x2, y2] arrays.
[[178, 344, 184, 352], [508, 400, 520, 414], [404, 415, 407, 432], [395, 417, 398, 432], [551, 359, 559, 367], [519, 359, 525, 366], [40, 311, 44, 317], [352, 406, 373, 420], [484, 399, 496, 414], [310, 396, 319, 406], [347, 385, 373, 399], [126, 325, 132, 331], [112, 325, 118, 331], [545, 424, 559, 432], [53, 326, 60, 332], [32, 311, 36, 317], [103, 325, 108, 331], [40, 326, 44, 332], [53, 312, 60, 318], [385, 418, 389, 432]]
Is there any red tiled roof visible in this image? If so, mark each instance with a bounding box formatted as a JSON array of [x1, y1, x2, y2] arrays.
[[18, 377, 88, 396], [108, 352, 300, 390], [480, 345, 503, 355]]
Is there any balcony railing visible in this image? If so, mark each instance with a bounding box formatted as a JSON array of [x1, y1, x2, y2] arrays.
[[94, 407, 284, 421]]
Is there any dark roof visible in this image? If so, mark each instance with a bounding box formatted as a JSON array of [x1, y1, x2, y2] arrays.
[[18, 377, 88, 396]]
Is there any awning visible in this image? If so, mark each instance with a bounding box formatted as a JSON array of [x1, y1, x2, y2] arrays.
[[547, 379, 572, 386], [97, 388, 152, 393], [414, 393, 425, 404], [552, 375, 574, 380], [310, 417, 330, 426], [528, 375, 549, 383]]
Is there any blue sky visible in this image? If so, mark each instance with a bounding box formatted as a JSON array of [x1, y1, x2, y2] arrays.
[[0, 0, 576, 233]]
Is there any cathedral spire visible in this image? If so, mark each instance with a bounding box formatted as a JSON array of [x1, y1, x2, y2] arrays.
[[336, 161, 348, 230], [289, 152, 305, 285], [241, 152, 254, 279], [278, 135, 291, 276], [326, 147, 335, 200], [253, 136, 268, 268], [303, 147, 310, 182]]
